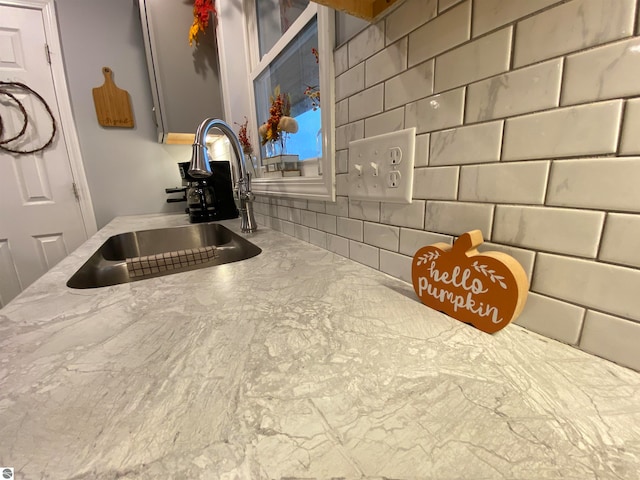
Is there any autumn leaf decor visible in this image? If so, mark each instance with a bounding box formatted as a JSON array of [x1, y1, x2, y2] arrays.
[[189, 0, 216, 47]]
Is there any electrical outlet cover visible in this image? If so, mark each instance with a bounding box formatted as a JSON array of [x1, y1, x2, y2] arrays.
[[348, 127, 416, 203]]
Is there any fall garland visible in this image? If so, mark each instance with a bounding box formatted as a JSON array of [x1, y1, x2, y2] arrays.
[[189, 0, 216, 46]]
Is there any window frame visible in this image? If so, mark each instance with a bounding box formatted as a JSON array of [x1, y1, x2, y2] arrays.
[[244, 1, 335, 201]]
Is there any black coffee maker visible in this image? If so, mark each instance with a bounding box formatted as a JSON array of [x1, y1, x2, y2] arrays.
[[166, 161, 239, 223]]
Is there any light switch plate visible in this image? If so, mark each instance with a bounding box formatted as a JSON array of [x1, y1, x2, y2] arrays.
[[348, 127, 416, 203]]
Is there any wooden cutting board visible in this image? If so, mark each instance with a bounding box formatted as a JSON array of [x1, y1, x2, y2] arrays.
[[92, 67, 134, 128]]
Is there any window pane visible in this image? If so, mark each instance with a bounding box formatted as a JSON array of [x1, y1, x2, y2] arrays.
[[254, 18, 320, 167], [256, 0, 310, 58]]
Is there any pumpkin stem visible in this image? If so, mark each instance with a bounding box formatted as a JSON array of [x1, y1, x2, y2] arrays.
[[452, 230, 484, 257]]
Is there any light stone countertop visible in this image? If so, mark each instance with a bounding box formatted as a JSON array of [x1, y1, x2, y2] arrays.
[[0, 213, 639, 480]]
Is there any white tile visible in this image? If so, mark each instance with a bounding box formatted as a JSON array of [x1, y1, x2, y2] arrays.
[[493, 206, 605, 258], [599, 213, 640, 268], [365, 108, 404, 138], [348, 199, 380, 222], [514, 293, 585, 345], [334, 43, 349, 76], [268, 217, 283, 232], [424, 201, 494, 236], [349, 84, 384, 122], [438, 0, 464, 13], [466, 59, 562, 123], [349, 22, 385, 67], [385, 60, 434, 110], [533, 253, 640, 322], [300, 210, 317, 228], [502, 101, 623, 161], [380, 200, 426, 229], [291, 208, 302, 224], [309, 229, 327, 249], [337, 217, 363, 241], [336, 121, 364, 150], [473, 0, 561, 37], [366, 37, 407, 87], [580, 311, 640, 371], [430, 121, 503, 166], [325, 196, 349, 217], [364, 222, 400, 251], [476, 241, 536, 282], [563, 37, 640, 105], [277, 205, 292, 221], [459, 161, 549, 204], [547, 158, 640, 213], [254, 212, 266, 226], [399, 228, 453, 256], [413, 166, 459, 200], [405, 88, 465, 134], [380, 250, 413, 283], [349, 240, 379, 269], [336, 99, 348, 127], [408, 0, 471, 67], [513, 0, 636, 68], [276, 197, 292, 207], [294, 224, 310, 242], [316, 213, 337, 234], [292, 199, 307, 209], [386, 0, 438, 44], [336, 63, 365, 101], [415, 133, 430, 167], [327, 234, 349, 257], [336, 149, 349, 174], [434, 27, 512, 93], [307, 200, 326, 213], [336, 173, 350, 196], [620, 98, 640, 155], [280, 220, 295, 237]]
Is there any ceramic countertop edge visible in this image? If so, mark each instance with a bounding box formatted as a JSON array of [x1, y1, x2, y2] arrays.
[[0, 213, 639, 479]]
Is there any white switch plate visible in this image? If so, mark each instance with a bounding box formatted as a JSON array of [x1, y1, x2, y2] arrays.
[[348, 127, 416, 203]]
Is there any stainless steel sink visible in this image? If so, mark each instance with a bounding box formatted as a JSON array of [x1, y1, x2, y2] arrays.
[[67, 223, 261, 289]]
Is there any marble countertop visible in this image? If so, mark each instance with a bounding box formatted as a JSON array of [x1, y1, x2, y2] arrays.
[[1, 213, 639, 479]]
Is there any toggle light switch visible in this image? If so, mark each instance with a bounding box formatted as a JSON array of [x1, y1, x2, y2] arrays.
[[348, 128, 416, 203]]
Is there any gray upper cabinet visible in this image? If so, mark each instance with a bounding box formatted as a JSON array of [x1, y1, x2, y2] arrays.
[[138, 0, 225, 143]]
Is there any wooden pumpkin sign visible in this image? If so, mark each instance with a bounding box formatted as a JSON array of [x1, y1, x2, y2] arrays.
[[411, 230, 529, 334]]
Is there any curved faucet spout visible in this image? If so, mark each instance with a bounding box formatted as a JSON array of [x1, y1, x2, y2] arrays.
[[188, 118, 257, 233]]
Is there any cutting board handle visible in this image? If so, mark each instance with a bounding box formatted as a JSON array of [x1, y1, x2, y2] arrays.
[[101, 67, 114, 86]]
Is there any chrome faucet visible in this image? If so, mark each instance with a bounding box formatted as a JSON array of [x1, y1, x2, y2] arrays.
[[188, 118, 257, 233]]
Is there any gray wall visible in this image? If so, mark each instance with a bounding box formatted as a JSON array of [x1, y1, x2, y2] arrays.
[[55, 0, 188, 228]]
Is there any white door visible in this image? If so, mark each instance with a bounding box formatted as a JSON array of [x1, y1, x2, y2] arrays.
[[0, 4, 89, 307]]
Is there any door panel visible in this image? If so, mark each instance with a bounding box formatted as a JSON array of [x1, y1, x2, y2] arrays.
[[0, 239, 22, 306], [0, 4, 88, 307]]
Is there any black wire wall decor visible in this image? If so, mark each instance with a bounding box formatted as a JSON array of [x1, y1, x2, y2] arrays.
[[0, 81, 57, 155]]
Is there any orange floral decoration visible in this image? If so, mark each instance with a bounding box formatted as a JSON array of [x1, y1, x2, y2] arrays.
[[189, 0, 216, 46], [235, 117, 253, 155], [261, 86, 291, 145]]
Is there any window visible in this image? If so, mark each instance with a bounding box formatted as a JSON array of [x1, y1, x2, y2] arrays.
[[246, 0, 335, 200]]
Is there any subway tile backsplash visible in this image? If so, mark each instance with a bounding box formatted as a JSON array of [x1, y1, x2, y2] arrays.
[[256, 0, 640, 371]]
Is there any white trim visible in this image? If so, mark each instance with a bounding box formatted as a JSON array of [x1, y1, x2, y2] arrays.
[[138, 0, 165, 142], [1, 0, 98, 237], [250, 4, 318, 82], [215, 0, 233, 124], [246, 2, 336, 201]]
